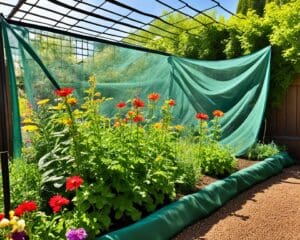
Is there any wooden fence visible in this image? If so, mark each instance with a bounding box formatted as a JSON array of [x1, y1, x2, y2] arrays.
[[267, 75, 300, 161]]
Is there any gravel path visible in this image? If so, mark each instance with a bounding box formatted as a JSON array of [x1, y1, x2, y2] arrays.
[[173, 164, 300, 240]]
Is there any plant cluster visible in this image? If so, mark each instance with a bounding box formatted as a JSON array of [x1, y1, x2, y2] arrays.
[[6, 76, 240, 238], [246, 141, 280, 160], [195, 110, 237, 177]]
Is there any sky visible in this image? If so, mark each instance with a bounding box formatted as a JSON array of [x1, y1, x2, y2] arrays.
[[0, 0, 240, 42]]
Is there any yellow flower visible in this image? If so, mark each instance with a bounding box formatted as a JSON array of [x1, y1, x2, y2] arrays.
[[49, 103, 66, 110], [155, 155, 163, 162], [0, 218, 10, 228], [88, 75, 96, 84], [22, 125, 38, 132], [37, 99, 50, 105], [201, 121, 208, 128], [9, 216, 18, 226], [62, 118, 72, 126], [175, 125, 184, 131], [67, 97, 77, 105], [22, 118, 34, 124], [73, 109, 83, 118], [153, 122, 163, 129], [9, 210, 14, 219], [17, 219, 26, 232]]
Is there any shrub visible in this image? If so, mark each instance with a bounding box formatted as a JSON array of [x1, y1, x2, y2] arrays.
[[246, 142, 280, 160], [198, 142, 237, 177], [24, 76, 184, 238], [175, 140, 202, 194]]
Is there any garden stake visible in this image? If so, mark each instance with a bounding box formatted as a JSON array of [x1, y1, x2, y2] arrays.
[[0, 16, 11, 218]]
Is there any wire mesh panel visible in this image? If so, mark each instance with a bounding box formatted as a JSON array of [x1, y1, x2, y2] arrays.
[[3, 20, 271, 157]]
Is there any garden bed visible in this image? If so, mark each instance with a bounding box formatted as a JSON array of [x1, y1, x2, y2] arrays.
[[97, 152, 294, 240], [175, 158, 258, 199]]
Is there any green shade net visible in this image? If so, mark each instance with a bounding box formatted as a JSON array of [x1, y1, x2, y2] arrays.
[[1, 19, 271, 157]]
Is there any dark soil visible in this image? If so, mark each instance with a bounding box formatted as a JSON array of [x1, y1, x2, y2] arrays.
[[194, 158, 258, 191]]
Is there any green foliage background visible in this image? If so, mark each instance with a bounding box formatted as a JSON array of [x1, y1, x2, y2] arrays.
[[123, 1, 300, 107], [236, 0, 292, 16]]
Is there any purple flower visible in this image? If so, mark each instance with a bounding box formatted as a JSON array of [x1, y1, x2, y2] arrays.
[[66, 228, 88, 240], [11, 231, 29, 240]]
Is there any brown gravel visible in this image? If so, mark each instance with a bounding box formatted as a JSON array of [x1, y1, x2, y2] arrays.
[[173, 164, 300, 240]]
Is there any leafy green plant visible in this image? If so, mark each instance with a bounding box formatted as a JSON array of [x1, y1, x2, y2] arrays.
[[246, 142, 280, 160], [20, 76, 185, 238], [194, 110, 237, 177], [175, 139, 202, 194], [0, 159, 42, 211], [198, 142, 237, 177]]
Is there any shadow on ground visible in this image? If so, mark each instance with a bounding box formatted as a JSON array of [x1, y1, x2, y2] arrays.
[[173, 164, 300, 240]]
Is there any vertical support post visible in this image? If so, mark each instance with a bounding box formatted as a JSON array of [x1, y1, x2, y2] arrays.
[[0, 18, 11, 218]]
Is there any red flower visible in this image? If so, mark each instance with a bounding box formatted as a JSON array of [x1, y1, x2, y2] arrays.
[[14, 201, 38, 217], [168, 99, 176, 107], [49, 195, 70, 213], [133, 115, 144, 123], [66, 176, 83, 191], [54, 87, 74, 97], [148, 93, 160, 102], [213, 110, 224, 117], [0, 213, 4, 221], [116, 102, 126, 109], [196, 113, 209, 121], [133, 98, 145, 108]]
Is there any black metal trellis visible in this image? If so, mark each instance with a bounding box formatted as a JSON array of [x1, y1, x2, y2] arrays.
[[0, 15, 11, 218], [2, 0, 239, 48]]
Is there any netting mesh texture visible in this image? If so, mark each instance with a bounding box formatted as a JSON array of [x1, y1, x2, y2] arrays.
[[2, 20, 271, 157]]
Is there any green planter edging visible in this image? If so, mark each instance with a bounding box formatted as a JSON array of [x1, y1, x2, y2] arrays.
[[97, 152, 294, 240]]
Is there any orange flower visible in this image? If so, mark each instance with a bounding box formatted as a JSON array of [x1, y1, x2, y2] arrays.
[[213, 110, 224, 117], [133, 98, 145, 108], [148, 93, 160, 102], [67, 97, 77, 105], [133, 115, 144, 122], [153, 122, 163, 129], [127, 110, 136, 118], [196, 113, 209, 120], [168, 99, 176, 107]]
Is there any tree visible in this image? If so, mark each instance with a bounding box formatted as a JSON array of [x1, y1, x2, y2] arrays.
[[237, 0, 292, 16]]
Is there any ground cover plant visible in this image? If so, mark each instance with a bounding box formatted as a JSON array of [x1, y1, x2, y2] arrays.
[[0, 76, 278, 239], [245, 142, 280, 160]]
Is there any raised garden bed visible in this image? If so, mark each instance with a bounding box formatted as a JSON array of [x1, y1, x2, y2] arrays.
[[97, 152, 294, 240]]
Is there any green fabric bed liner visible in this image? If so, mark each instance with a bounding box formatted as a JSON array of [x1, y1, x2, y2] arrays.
[[97, 152, 294, 240]]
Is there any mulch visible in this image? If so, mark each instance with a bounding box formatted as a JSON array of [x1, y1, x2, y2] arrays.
[[173, 163, 300, 240]]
